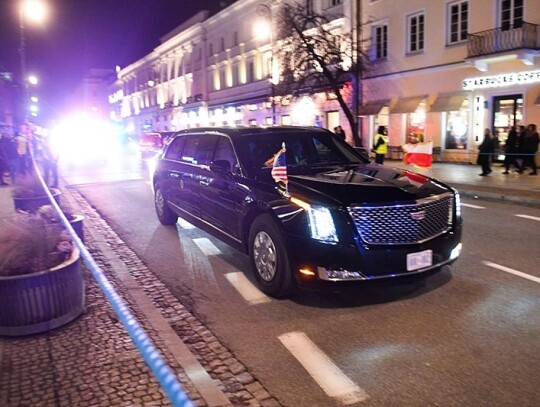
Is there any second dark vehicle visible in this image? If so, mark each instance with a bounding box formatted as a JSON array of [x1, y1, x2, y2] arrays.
[[152, 126, 462, 298]]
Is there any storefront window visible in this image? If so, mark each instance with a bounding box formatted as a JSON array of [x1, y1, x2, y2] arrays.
[[445, 100, 469, 149], [406, 102, 426, 143]]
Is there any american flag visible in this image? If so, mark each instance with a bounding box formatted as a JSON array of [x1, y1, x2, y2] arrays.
[[271, 147, 288, 184]]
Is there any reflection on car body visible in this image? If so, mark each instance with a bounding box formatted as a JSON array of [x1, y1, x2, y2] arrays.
[[152, 126, 462, 298]]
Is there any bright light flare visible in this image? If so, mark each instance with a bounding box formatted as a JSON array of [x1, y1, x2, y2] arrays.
[[22, 0, 47, 23], [51, 114, 124, 164], [254, 20, 271, 41]]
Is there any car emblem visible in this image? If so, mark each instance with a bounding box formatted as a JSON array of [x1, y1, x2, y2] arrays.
[[410, 210, 425, 221]]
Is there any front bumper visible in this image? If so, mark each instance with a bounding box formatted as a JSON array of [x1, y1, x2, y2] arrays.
[[287, 225, 462, 290]]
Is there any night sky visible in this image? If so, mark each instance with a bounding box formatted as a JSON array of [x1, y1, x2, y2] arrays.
[[0, 0, 232, 119]]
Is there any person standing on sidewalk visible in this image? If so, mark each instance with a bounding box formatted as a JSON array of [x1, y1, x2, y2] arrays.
[[41, 135, 59, 188], [1, 133, 20, 182], [503, 126, 522, 174], [477, 128, 495, 176], [372, 126, 388, 164], [0, 132, 9, 185], [522, 123, 539, 175]]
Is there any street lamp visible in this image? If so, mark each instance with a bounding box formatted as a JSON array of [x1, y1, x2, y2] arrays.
[[255, 3, 276, 125], [19, 0, 47, 123]]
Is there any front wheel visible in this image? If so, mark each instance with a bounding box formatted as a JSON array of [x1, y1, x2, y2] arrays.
[[248, 214, 295, 298], [154, 186, 177, 225]]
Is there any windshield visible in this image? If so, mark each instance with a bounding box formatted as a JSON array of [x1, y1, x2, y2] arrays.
[[238, 129, 366, 176]]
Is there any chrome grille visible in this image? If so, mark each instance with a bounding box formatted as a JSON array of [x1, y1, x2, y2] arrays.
[[348, 193, 454, 245]]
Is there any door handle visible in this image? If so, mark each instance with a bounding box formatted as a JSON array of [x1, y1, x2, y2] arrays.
[[199, 179, 210, 186]]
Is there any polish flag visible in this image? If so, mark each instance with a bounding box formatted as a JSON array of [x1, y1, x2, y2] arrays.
[[402, 141, 433, 168]]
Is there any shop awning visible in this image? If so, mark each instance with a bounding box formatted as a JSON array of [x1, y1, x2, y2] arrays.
[[430, 92, 468, 112], [534, 92, 540, 105], [390, 96, 425, 114], [357, 99, 390, 116]]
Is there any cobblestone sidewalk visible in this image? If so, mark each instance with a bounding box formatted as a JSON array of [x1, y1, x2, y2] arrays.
[[0, 185, 281, 407]]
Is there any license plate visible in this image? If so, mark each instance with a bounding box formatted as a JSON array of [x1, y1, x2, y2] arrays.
[[406, 250, 433, 271]]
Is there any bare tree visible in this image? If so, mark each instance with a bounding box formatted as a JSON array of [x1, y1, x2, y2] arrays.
[[273, 2, 366, 146]]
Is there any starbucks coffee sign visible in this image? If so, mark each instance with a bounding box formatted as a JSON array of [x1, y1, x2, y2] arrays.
[[462, 69, 540, 90]]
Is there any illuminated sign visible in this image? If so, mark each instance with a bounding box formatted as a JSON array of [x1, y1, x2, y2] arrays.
[[463, 70, 540, 90]]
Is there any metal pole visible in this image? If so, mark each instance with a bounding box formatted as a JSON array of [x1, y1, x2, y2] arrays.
[[257, 3, 275, 125], [19, 6, 28, 125]]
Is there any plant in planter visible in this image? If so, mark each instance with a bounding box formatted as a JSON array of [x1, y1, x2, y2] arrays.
[[0, 209, 85, 336], [37, 204, 85, 242], [11, 172, 61, 212]]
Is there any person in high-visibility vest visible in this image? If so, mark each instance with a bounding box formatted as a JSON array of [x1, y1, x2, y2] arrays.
[[372, 125, 388, 164]]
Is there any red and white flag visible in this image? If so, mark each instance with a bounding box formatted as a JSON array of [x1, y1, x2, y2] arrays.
[[402, 141, 433, 168]]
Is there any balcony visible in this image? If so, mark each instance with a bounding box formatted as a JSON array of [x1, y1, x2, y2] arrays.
[[467, 22, 540, 65]]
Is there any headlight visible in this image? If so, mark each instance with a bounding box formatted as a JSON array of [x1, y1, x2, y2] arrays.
[[453, 189, 461, 219], [291, 197, 338, 243]]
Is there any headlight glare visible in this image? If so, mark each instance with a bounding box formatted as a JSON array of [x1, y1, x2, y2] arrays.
[[306, 206, 338, 243]]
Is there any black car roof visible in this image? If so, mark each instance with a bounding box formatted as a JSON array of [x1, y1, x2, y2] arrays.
[[173, 125, 330, 139]]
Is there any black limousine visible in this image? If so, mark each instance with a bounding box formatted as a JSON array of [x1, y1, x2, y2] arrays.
[[152, 126, 462, 298]]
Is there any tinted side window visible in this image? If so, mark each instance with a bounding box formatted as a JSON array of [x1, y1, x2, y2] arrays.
[[214, 137, 238, 171], [164, 136, 186, 161], [181, 136, 198, 164], [193, 135, 219, 165]]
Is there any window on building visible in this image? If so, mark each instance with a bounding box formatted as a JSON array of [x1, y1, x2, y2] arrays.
[[372, 23, 388, 60], [407, 12, 425, 54], [221, 37, 225, 52], [209, 43, 214, 56], [248, 60, 255, 83], [447, 1, 468, 45], [330, 0, 342, 6], [234, 31, 238, 46], [500, 0, 523, 30]]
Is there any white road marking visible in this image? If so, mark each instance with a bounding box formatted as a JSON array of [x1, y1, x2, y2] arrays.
[[483, 261, 540, 284], [224, 272, 271, 305], [177, 218, 195, 229], [515, 214, 540, 222], [193, 238, 221, 256], [461, 203, 485, 209], [278, 331, 369, 405]]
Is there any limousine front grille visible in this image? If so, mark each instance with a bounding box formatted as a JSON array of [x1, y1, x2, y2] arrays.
[[347, 193, 453, 245]]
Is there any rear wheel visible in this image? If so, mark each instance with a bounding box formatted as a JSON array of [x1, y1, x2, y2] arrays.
[[154, 186, 177, 225], [248, 214, 295, 298]]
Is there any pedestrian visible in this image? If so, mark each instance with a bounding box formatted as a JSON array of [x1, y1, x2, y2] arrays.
[[334, 125, 346, 141], [372, 125, 388, 164], [521, 123, 539, 175], [477, 128, 495, 176], [502, 126, 522, 174], [41, 135, 59, 188], [16, 132, 30, 175], [1, 133, 20, 182], [516, 125, 527, 173], [0, 132, 9, 185]]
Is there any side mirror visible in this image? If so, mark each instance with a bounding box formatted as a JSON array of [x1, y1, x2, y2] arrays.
[[209, 159, 231, 173]]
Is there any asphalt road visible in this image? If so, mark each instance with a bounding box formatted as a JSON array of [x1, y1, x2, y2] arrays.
[[63, 152, 540, 407]]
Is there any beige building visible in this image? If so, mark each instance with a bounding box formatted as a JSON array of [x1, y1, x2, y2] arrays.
[[360, 0, 540, 162], [109, 0, 354, 141]]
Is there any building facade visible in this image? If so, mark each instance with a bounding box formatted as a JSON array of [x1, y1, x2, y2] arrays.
[[109, 0, 354, 141], [109, 0, 540, 162], [360, 0, 540, 162]]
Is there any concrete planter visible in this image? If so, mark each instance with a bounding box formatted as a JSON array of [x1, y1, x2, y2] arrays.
[[12, 188, 62, 212], [0, 247, 85, 336]]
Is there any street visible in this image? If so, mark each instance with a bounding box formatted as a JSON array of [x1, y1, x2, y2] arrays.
[[61, 150, 540, 406]]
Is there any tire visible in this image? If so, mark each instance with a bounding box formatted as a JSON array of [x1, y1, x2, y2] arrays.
[[154, 185, 177, 225], [248, 214, 295, 298]]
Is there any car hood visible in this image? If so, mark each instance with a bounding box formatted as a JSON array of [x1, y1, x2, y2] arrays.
[[286, 164, 452, 206]]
